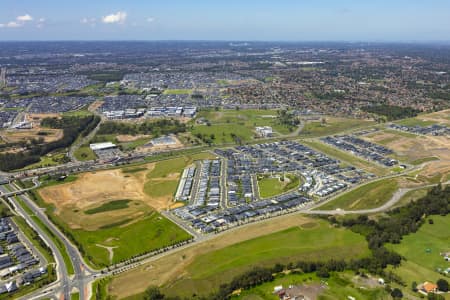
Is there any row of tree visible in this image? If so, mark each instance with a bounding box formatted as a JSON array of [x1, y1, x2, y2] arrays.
[[361, 104, 420, 121], [98, 119, 187, 137]]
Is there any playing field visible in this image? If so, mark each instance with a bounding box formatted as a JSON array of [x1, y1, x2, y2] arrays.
[[386, 215, 450, 292], [317, 178, 399, 211], [109, 217, 370, 299]]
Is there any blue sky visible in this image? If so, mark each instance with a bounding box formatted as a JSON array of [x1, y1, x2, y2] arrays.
[[0, 0, 449, 41]]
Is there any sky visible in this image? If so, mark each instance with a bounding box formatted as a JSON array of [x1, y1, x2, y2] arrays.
[[0, 0, 450, 41]]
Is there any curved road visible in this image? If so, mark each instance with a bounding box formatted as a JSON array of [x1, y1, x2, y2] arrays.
[[4, 183, 101, 300]]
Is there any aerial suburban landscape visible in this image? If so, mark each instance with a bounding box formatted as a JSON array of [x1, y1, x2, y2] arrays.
[[0, 1, 449, 300]]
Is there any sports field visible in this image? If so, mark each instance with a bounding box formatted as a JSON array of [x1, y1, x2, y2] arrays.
[[109, 217, 370, 299], [386, 215, 450, 295], [317, 178, 399, 211]]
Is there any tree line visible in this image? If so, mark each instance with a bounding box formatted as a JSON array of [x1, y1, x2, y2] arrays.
[[98, 119, 187, 137], [0, 115, 100, 171], [361, 104, 420, 121]]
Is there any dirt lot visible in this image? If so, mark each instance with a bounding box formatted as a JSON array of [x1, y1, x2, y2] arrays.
[[109, 215, 316, 299], [37, 163, 184, 229], [116, 134, 150, 143], [135, 136, 184, 153], [1, 113, 63, 144], [366, 131, 449, 160]]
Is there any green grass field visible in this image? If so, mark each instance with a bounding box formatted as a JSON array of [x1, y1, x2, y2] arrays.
[[386, 215, 450, 294], [317, 178, 399, 211], [74, 146, 97, 161], [234, 272, 389, 300], [144, 153, 215, 198], [258, 174, 300, 198], [71, 211, 191, 267], [395, 118, 437, 127], [191, 109, 298, 145], [300, 117, 375, 138], [22, 153, 68, 170], [163, 220, 370, 297], [84, 199, 131, 215]]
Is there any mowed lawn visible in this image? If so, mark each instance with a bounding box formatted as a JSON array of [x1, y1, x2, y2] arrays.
[[386, 215, 450, 287], [163, 220, 370, 297], [317, 178, 399, 210], [72, 212, 191, 267]]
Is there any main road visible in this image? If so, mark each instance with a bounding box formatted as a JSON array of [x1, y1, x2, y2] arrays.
[[2, 183, 101, 300]]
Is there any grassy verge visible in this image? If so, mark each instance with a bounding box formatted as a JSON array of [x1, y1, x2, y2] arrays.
[[90, 277, 112, 300], [14, 195, 75, 275], [317, 178, 399, 210], [13, 215, 55, 264], [70, 292, 80, 300]]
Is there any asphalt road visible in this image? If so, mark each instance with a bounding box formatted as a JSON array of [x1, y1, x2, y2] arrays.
[[0, 184, 71, 300], [4, 183, 101, 300]]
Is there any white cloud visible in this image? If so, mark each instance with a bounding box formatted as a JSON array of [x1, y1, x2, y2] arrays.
[[102, 11, 127, 24], [146, 17, 155, 23], [36, 18, 46, 29], [5, 21, 22, 28], [81, 17, 97, 27], [16, 14, 33, 22]]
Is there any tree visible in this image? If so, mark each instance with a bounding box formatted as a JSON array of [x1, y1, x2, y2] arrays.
[[437, 278, 449, 292], [427, 294, 445, 300], [143, 286, 165, 300], [390, 288, 403, 299], [411, 281, 417, 292]]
